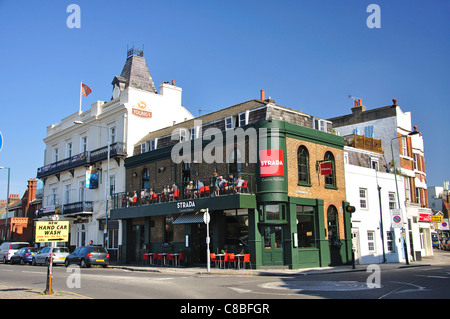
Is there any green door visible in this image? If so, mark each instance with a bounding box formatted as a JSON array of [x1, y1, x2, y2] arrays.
[[262, 225, 284, 266]]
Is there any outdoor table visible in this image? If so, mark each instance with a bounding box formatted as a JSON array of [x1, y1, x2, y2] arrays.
[[234, 254, 244, 269], [147, 253, 153, 265], [172, 253, 179, 266], [215, 254, 225, 268]]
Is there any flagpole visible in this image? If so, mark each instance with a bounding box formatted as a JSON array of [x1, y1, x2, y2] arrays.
[[79, 81, 83, 114]]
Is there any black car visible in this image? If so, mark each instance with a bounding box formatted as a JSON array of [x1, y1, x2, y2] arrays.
[[64, 246, 109, 268]]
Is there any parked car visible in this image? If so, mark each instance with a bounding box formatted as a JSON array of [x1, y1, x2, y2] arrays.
[[0, 242, 30, 263], [32, 246, 70, 266], [64, 246, 109, 268], [10, 247, 39, 265]]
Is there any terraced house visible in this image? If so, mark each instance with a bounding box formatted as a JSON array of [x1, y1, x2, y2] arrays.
[[111, 92, 354, 269]]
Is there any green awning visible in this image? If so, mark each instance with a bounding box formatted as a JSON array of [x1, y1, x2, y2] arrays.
[[173, 212, 204, 224]]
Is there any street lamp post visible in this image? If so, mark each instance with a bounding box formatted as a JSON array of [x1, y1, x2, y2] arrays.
[[390, 128, 419, 265], [74, 121, 110, 249], [0, 167, 10, 240], [200, 208, 211, 273]]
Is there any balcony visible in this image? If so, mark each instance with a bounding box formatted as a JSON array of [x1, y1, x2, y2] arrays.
[[111, 174, 256, 210], [344, 134, 383, 154], [37, 142, 127, 179], [62, 201, 94, 216]]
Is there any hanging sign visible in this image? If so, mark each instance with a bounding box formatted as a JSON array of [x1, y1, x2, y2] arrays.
[[320, 161, 333, 175], [86, 169, 98, 189]]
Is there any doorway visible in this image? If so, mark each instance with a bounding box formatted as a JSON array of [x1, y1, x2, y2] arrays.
[[262, 225, 284, 266], [191, 223, 207, 264]]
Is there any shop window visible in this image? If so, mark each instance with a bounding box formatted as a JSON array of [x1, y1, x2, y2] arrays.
[[324, 151, 336, 188], [297, 146, 310, 185], [296, 205, 315, 248], [260, 204, 286, 222]]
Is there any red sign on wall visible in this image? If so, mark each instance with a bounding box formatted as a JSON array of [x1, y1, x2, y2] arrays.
[[320, 162, 333, 175], [259, 149, 284, 177]]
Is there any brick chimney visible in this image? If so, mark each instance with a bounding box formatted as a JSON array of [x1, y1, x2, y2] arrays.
[[27, 179, 37, 204], [351, 99, 366, 114]]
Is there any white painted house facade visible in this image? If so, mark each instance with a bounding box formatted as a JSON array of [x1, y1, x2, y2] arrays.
[[37, 48, 193, 259], [344, 146, 407, 264], [329, 99, 433, 261]]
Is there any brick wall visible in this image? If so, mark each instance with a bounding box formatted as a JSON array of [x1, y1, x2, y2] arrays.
[[286, 137, 347, 239]]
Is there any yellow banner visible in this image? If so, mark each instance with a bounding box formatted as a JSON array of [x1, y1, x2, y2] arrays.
[[433, 216, 443, 223], [35, 221, 69, 243]]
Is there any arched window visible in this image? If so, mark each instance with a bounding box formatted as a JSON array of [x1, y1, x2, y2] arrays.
[[297, 146, 310, 184], [141, 168, 150, 190], [327, 205, 339, 242], [324, 151, 336, 187]]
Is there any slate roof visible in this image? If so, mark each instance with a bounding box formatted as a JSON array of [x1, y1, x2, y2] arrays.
[[114, 54, 157, 93]]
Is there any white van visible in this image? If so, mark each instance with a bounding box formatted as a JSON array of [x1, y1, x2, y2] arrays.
[[0, 242, 29, 263]]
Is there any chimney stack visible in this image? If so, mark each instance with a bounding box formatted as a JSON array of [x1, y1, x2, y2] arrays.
[[351, 98, 366, 114]]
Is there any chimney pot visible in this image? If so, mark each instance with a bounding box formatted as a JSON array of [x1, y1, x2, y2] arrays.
[[172, 80, 175, 85], [392, 98, 397, 105], [260, 90, 265, 101]]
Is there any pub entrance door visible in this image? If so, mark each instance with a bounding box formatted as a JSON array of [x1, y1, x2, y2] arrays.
[[262, 225, 284, 266]]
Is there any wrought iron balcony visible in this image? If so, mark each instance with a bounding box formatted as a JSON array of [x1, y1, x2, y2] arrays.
[[37, 142, 127, 179], [62, 201, 94, 216]]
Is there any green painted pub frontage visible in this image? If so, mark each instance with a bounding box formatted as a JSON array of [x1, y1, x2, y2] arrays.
[[110, 100, 354, 269]]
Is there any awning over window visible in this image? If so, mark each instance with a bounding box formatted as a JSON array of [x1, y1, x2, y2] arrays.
[[173, 212, 204, 224]]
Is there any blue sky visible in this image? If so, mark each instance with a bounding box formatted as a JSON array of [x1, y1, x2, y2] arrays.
[[0, 0, 449, 197]]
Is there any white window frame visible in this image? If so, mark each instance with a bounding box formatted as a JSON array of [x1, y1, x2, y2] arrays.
[[150, 138, 158, 151], [401, 136, 407, 156], [64, 184, 71, 205], [66, 142, 73, 158], [367, 231, 376, 253], [109, 126, 116, 144], [80, 136, 88, 153], [386, 231, 395, 253], [225, 116, 236, 130], [238, 111, 249, 127], [78, 180, 86, 202], [359, 188, 368, 209], [140, 142, 148, 154], [179, 128, 189, 142], [52, 148, 59, 163], [109, 175, 116, 196], [388, 192, 396, 210]]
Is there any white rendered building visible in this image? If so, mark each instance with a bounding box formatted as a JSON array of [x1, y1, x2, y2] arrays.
[[37, 48, 193, 258], [344, 145, 407, 264], [329, 99, 433, 260]]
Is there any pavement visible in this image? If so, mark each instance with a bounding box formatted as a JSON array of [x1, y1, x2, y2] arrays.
[[1, 249, 448, 299]]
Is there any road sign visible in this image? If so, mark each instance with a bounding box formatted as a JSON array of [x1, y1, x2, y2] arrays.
[[432, 215, 443, 223], [35, 221, 69, 243], [391, 209, 402, 228]]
